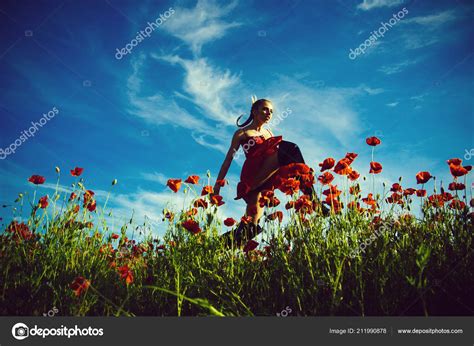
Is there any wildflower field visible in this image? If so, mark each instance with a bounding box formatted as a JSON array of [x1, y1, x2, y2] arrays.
[[1, 138, 472, 316]]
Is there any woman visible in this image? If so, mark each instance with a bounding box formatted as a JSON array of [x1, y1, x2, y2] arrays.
[[213, 98, 326, 247]]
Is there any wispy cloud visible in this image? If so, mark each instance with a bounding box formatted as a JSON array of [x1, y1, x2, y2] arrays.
[[378, 59, 421, 75], [162, 0, 242, 55], [401, 10, 457, 28], [386, 102, 399, 107], [357, 0, 404, 11]]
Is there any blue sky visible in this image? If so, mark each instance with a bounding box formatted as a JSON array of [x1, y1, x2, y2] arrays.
[[0, 0, 473, 234]]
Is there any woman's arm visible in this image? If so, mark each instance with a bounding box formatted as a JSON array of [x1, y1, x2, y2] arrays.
[[213, 130, 244, 195]]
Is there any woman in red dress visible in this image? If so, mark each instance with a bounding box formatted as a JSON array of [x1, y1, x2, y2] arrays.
[[213, 98, 325, 246]]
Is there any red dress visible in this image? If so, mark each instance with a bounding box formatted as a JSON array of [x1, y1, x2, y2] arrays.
[[235, 135, 283, 201]]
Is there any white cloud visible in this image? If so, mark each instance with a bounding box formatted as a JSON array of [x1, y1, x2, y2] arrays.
[[357, 0, 404, 11], [378, 59, 421, 75], [386, 102, 399, 107], [402, 10, 456, 28], [162, 0, 242, 55]]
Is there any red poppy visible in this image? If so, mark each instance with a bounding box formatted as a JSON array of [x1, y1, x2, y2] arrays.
[[428, 194, 445, 207], [278, 178, 300, 195], [184, 175, 200, 184], [111, 233, 120, 239], [449, 164, 469, 177], [319, 158, 335, 172], [366, 136, 381, 146], [347, 201, 362, 212], [70, 276, 90, 296], [38, 195, 49, 209], [416, 189, 427, 197], [347, 170, 360, 181], [334, 158, 352, 175], [83, 190, 95, 204], [322, 185, 341, 199], [318, 171, 334, 185], [386, 193, 403, 205], [201, 185, 214, 196], [70, 167, 84, 177], [295, 195, 314, 214], [167, 179, 182, 193], [362, 193, 377, 207], [186, 208, 198, 216], [448, 182, 465, 191], [344, 152, 358, 164], [118, 265, 134, 285], [181, 219, 201, 234], [267, 211, 283, 222], [416, 171, 432, 184], [87, 200, 97, 212], [324, 198, 343, 213], [369, 162, 382, 174], [69, 192, 77, 201], [403, 188, 416, 196], [6, 221, 34, 241], [216, 179, 227, 187], [449, 199, 466, 210], [224, 217, 236, 227], [210, 194, 225, 206], [194, 198, 208, 209], [285, 201, 295, 210], [390, 183, 402, 193], [243, 240, 259, 253], [259, 190, 280, 207], [28, 175, 45, 185], [446, 158, 462, 166], [73, 205, 80, 213]]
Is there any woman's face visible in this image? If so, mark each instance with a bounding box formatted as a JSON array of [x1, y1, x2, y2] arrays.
[[254, 101, 273, 124]]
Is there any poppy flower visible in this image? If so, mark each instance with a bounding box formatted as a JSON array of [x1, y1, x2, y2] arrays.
[[416, 189, 427, 197], [428, 194, 445, 207], [70, 276, 90, 297], [201, 185, 214, 196], [193, 198, 208, 209], [38, 195, 48, 209], [216, 179, 227, 187], [6, 221, 34, 241], [259, 190, 278, 207], [318, 171, 334, 185], [347, 170, 360, 181], [362, 193, 377, 207], [70, 167, 84, 177], [267, 211, 283, 222], [334, 158, 352, 175], [285, 201, 295, 210], [449, 199, 466, 210], [28, 175, 45, 185], [319, 158, 335, 172], [69, 192, 77, 201], [243, 240, 259, 253], [449, 164, 469, 177], [416, 171, 432, 184], [181, 219, 201, 234], [73, 205, 80, 213], [167, 179, 182, 193], [295, 195, 314, 214], [324, 198, 343, 213], [366, 136, 381, 146], [386, 193, 403, 205], [184, 175, 199, 184], [448, 182, 465, 191], [322, 185, 341, 199], [87, 200, 97, 212], [347, 201, 362, 212], [210, 194, 225, 206], [344, 153, 358, 165], [111, 233, 120, 239], [186, 208, 198, 216], [117, 265, 134, 285], [390, 183, 402, 193], [446, 158, 462, 166], [224, 217, 236, 227], [278, 178, 300, 195], [403, 188, 416, 196], [369, 162, 383, 174]]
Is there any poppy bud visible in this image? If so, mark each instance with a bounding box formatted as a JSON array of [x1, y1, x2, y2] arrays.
[[77, 182, 84, 189], [398, 176, 402, 182], [382, 182, 386, 187], [207, 170, 211, 178], [112, 179, 118, 186], [55, 166, 60, 174]]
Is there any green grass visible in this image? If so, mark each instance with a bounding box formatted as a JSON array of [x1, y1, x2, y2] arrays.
[[0, 175, 472, 316]]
